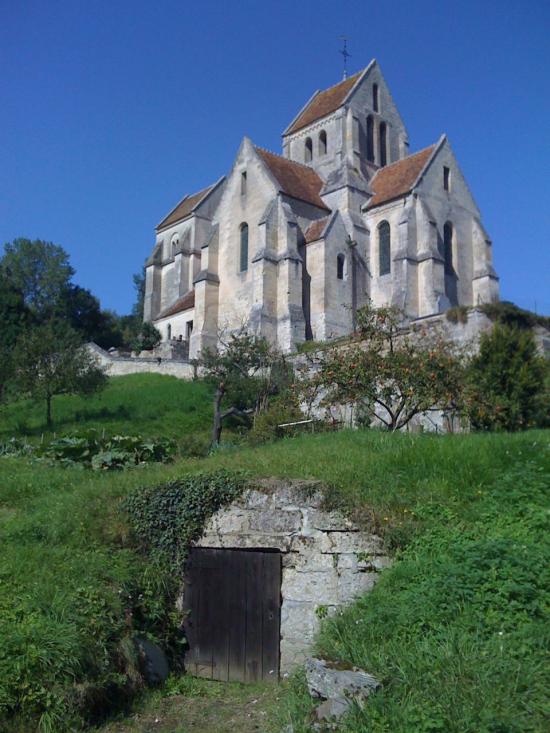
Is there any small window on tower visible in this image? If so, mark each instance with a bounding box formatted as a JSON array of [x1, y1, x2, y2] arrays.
[[239, 222, 249, 273], [305, 137, 313, 162], [443, 166, 451, 191], [337, 254, 345, 280], [319, 130, 327, 156], [373, 83, 379, 112], [366, 115, 374, 162], [241, 171, 247, 195]]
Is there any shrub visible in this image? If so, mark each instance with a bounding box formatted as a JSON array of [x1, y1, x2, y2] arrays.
[[445, 305, 470, 324], [1, 430, 177, 469], [247, 397, 304, 445], [480, 300, 550, 330], [466, 324, 547, 431]]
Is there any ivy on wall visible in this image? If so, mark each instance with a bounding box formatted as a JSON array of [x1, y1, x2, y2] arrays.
[[123, 470, 247, 570]]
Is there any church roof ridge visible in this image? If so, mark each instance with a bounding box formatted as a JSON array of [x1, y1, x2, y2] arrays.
[[157, 289, 195, 319], [255, 146, 330, 210], [156, 177, 224, 231], [254, 145, 319, 171], [365, 143, 438, 210], [284, 66, 369, 136]]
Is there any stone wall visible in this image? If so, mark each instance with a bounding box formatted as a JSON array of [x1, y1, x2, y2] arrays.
[[194, 480, 390, 671], [87, 343, 195, 380]]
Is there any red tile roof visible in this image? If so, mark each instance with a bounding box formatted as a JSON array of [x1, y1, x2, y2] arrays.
[[366, 145, 436, 209], [304, 217, 330, 243], [286, 71, 363, 135], [157, 290, 195, 319], [256, 147, 329, 210], [157, 184, 214, 231]]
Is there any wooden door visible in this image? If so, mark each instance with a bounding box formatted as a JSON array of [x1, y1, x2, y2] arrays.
[[182, 548, 281, 682]]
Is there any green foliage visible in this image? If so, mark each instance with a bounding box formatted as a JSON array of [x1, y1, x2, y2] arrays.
[[124, 470, 247, 569], [480, 300, 550, 330], [466, 323, 548, 431], [56, 284, 124, 348], [130, 321, 162, 352], [0, 274, 32, 401], [12, 320, 108, 426], [445, 305, 470, 324], [319, 303, 465, 431], [1, 238, 74, 315], [199, 329, 282, 446], [25, 430, 176, 469], [247, 396, 304, 445]]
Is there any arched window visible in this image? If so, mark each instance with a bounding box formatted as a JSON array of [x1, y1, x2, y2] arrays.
[[378, 221, 391, 275], [305, 137, 313, 162], [239, 222, 249, 272], [443, 222, 454, 274], [373, 83, 379, 112], [337, 254, 345, 280], [379, 122, 387, 167], [167, 323, 172, 340], [318, 130, 327, 156], [171, 234, 179, 254], [366, 115, 374, 162]]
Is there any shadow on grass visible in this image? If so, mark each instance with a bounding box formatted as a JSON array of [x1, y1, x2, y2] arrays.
[[6, 404, 132, 438]]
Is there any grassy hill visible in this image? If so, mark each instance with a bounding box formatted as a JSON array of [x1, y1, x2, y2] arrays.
[[0, 375, 548, 732], [0, 373, 214, 443]]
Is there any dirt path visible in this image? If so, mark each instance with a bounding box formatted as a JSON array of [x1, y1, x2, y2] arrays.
[[97, 678, 282, 733]]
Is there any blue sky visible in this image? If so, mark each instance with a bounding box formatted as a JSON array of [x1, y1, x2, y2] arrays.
[[1, 0, 549, 315]]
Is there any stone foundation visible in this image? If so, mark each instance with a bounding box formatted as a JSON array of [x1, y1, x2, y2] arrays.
[[194, 480, 390, 672]]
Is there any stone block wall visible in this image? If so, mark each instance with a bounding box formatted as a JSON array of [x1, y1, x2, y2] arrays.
[[194, 480, 390, 671]]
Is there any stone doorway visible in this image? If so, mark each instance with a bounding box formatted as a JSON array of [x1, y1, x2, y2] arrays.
[[188, 480, 390, 673]]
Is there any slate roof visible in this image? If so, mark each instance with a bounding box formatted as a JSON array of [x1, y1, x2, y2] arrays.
[[256, 147, 329, 210], [157, 184, 215, 231], [157, 290, 195, 319], [304, 217, 330, 243], [366, 145, 436, 209], [286, 71, 363, 135]]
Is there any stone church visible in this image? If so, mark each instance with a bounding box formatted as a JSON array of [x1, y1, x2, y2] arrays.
[[144, 59, 499, 357]]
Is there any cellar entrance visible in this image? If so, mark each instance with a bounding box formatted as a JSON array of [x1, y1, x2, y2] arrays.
[[182, 547, 281, 682]]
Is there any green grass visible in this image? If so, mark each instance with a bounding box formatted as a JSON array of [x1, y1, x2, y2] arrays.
[[0, 376, 549, 731], [0, 373, 214, 443]]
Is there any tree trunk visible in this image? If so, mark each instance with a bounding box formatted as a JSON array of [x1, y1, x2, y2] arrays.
[[211, 382, 225, 448], [46, 394, 52, 427]]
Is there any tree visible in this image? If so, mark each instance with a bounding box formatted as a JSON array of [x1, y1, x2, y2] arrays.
[[132, 267, 146, 318], [465, 323, 548, 431], [318, 303, 464, 431], [56, 284, 123, 348], [12, 321, 108, 426], [0, 275, 31, 402], [199, 329, 280, 447], [130, 321, 161, 352], [1, 238, 74, 315]]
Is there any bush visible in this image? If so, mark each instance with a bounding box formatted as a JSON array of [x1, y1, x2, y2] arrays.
[[445, 305, 470, 324], [466, 324, 548, 431], [0, 430, 176, 469], [247, 397, 304, 445], [480, 300, 550, 330]]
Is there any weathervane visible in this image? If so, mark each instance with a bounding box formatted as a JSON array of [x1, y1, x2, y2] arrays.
[[339, 37, 351, 80]]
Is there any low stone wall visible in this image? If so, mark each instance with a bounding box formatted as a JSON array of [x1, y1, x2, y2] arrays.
[[87, 343, 195, 380], [194, 480, 390, 671]]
